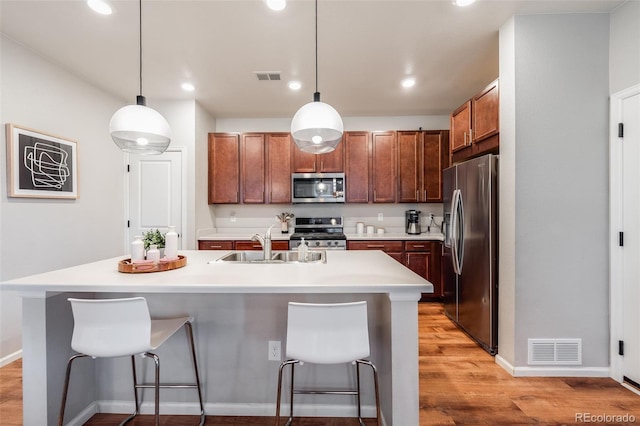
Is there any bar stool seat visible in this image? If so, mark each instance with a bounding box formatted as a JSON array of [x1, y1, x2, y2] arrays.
[[59, 297, 205, 426], [275, 301, 381, 426]]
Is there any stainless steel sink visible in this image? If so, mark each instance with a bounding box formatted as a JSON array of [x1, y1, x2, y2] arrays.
[[211, 250, 326, 264], [271, 250, 325, 263]]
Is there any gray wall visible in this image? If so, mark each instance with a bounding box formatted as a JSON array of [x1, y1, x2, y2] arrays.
[[0, 36, 126, 360], [610, 0, 640, 93], [499, 14, 610, 369]]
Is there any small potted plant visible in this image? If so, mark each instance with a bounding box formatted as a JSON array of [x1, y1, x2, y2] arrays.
[[142, 229, 165, 257]]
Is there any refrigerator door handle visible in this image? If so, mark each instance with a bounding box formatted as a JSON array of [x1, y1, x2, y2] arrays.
[[451, 189, 463, 275], [456, 189, 465, 273], [450, 190, 458, 272]]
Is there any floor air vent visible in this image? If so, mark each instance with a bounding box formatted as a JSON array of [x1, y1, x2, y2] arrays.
[[528, 339, 582, 365]]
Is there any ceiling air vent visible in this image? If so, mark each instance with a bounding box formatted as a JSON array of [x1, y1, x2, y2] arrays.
[[254, 71, 281, 81], [528, 338, 582, 365]]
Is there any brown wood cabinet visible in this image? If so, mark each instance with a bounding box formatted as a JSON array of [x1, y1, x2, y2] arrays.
[[471, 79, 500, 154], [266, 133, 292, 203], [209, 129, 450, 205], [199, 240, 289, 251], [348, 239, 442, 300], [347, 240, 404, 263], [241, 133, 265, 203], [450, 101, 472, 154], [371, 131, 397, 203], [292, 142, 344, 173], [397, 130, 449, 203], [235, 240, 289, 251], [344, 132, 370, 203], [450, 78, 499, 163], [405, 241, 442, 301], [208, 133, 240, 204], [198, 240, 234, 250]]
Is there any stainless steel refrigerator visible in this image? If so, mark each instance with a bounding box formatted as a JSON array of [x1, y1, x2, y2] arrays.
[[443, 154, 498, 355]]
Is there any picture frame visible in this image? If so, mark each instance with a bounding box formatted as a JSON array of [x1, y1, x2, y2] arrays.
[[5, 123, 78, 199]]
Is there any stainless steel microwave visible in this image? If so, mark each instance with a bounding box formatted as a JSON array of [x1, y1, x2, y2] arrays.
[[291, 173, 345, 203]]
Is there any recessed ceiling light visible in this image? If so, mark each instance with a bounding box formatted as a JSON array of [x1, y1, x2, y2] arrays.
[[453, 0, 476, 6], [181, 82, 195, 92], [401, 78, 416, 88], [87, 0, 112, 15], [266, 0, 286, 11], [288, 81, 302, 90]]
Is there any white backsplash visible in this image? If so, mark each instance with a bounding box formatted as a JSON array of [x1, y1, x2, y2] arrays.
[[201, 204, 443, 236]]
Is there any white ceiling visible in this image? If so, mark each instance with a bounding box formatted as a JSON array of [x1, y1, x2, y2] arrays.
[[0, 0, 624, 119]]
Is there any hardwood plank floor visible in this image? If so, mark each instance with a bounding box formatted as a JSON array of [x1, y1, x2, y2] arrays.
[[1, 303, 639, 425]]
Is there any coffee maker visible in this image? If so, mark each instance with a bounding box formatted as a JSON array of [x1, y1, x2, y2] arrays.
[[405, 210, 422, 234]]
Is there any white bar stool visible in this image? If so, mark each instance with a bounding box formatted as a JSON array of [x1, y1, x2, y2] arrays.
[[58, 297, 205, 426], [275, 301, 381, 426]]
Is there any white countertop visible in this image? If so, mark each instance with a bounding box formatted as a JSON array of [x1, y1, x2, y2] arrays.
[[344, 232, 444, 241], [1, 250, 433, 295]]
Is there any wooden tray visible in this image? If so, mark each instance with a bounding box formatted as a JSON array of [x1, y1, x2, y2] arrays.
[[118, 255, 187, 273]]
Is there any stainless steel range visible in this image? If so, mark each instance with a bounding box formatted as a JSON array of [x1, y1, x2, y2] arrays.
[[289, 216, 346, 250]]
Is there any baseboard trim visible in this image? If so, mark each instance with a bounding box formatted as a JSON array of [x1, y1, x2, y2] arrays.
[[0, 350, 22, 368], [94, 401, 381, 418], [64, 401, 98, 426], [496, 355, 610, 377]]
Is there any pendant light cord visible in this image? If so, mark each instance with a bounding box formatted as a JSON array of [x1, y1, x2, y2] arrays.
[[139, 0, 143, 98], [315, 0, 318, 95]]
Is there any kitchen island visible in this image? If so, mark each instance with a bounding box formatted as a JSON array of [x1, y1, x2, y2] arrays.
[[1, 250, 432, 426]]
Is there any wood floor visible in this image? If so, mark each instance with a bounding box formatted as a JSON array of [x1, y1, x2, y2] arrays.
[[2, 303, 639, 425]]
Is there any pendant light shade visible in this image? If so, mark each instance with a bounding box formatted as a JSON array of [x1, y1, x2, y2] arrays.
[[109, 0, 171, 155], [291, 0, 343, 154], [291, 94, 343, 154], [110, 96, 171, 154]]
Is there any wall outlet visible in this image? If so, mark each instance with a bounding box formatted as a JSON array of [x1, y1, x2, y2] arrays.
[[230, 212, 237, 222], [377, 213, 383, 221], [268, 340, 281, 361]]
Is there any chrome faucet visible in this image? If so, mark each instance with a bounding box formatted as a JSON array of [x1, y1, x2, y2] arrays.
[[252, 225, 274, 260]]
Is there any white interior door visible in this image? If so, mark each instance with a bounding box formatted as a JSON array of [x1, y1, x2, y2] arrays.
[[621, 90, 640, 387], [128, 150, 183, 249]]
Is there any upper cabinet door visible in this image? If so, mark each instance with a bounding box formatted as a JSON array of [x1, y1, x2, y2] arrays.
[[208, 133, 240, 204], [472, 79, 499, 143], [371, 131, 397, 203], [292, 140, 345, 173], [267, 133, 292, 204], [344, 132, 370, 203], [397, 131, 421, 203], [318, 141, 345, 172], [292, 147, 317, 173], [241, 133, 266, 203], [450, 101, 472, 153], [422, 130, 449, 203]]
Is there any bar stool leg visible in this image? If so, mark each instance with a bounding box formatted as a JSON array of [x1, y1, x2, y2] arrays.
[[356, 361, 364, 426], [58, 354, 89, 426], [356, 360, 381, 426], [275, 359, 298, 426], [184, 322, 206, 426], [120, 355, 141, 425], [151, 353, 160, 426]]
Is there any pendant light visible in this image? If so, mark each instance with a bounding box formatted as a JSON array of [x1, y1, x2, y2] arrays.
[[109, 0, 171, 155], [290, 0, 343, 154]]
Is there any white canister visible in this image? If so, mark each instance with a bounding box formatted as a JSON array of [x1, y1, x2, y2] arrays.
[[366, 225, 375, 235], [146, 244, 160, 264], [377, 227, 385, 235], [164, 225, 178, 259], [356, 222, 365, 235], [131, 236, 144, 262]]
